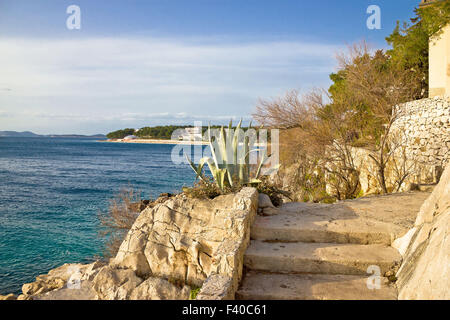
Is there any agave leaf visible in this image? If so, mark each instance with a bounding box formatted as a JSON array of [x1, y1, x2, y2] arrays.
[[239, 133, 249, 183], [255, 149, 269, 179], [261, 164, 280, 176], [214, 168, 228, 191], [217, 126, 234, 187], [208, 124, 220, 170], [232, 119, 243, 179], [185, 154, 206, 181], [218, 126, 227, 168]]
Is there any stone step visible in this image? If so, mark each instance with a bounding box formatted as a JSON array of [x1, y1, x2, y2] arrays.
[[244, 240, 401, 275], [252, 211, 403, 245], [236, 271, 397, 300]]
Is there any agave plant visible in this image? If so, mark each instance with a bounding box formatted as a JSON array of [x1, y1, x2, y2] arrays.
[[186, 120, 278, 191]]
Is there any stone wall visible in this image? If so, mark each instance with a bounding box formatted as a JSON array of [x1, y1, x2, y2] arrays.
[[392, 96, 449, 167], [345, 97, 449, 195], [393, 164, 450, 299]]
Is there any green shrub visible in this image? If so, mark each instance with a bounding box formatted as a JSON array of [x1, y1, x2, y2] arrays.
[[183, 179, 223, 199], [189, 287, 201, 300]]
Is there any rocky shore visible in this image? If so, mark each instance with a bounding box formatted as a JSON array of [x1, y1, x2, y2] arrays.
[[1, 188, 259, 300], [1, 165, 448, 300]]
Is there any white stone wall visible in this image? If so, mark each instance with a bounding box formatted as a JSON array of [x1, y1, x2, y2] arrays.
[[393, 96, 450, 167]]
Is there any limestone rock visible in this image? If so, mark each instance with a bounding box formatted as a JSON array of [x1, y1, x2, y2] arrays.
[[258, 193, 274, 209], [260, 207, 280, 216], [396, 164, 450, 299], [22, 277, 65, 296], [0, 293, 16, 300], [398, 210, 449, 299], [414, 162, 450, 226], [196, 274, 234, 300], [392, 227, 417, 256], [92, 266, 143, 300], [20, 261, 105, 299], [129, 277, 191, 300], [35, 281, 97, 300], [113, 188, 258, 289], [13, 187, 259, 301]]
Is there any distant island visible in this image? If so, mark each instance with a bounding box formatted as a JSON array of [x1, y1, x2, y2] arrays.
[[106, 124, 257, 140], [0, 131, 106, 139]]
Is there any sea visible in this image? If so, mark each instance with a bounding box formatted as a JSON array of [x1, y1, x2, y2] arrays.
[[0, 137, 197, 294]]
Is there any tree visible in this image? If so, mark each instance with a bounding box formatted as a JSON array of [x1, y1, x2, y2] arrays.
[[386, 0, 450, 97], [253, 89, 363, 201], [253, 42, 423, 197], [253, 89, 316, 129], [253, 2, 449, 198], [333, 43, 421, 193], [106, 128, 135, 139]]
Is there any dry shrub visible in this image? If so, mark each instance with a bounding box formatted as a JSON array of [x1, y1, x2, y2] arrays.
[[98, 188, 142, 259], [253, 89, 316, 129], [183, 176, 288, 207], [255, 89, 360, 202], [183, 179, 223, 199], [253, 41, 423, 199], [255, 176, 291, 206], [335, 42, 422, 193]]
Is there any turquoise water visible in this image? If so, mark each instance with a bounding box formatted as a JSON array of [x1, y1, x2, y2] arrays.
[[0, 137, 196, 294]]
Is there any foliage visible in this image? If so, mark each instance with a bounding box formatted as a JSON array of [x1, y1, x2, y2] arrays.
[[189, 287, 201, 300], [183, 179, 223, 199], [186, 120, 278, 192], [333, 43, 422, 193], [98, 188, 141, 258], [386, 0, 450, 97], [255, 176, 290, 206], [106, 128, 135, 139], [253, 39, 424, 198], [137, 125, 193, 139], [107, 125, 264, 141]]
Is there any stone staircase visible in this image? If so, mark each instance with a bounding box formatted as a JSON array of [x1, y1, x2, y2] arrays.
[[236, 192, 430, 300]]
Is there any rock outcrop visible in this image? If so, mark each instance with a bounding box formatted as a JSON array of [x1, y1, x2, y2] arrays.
[[12, 187, 258, 300], [395, 164, 450, 299], [0, 294, 17, 300]]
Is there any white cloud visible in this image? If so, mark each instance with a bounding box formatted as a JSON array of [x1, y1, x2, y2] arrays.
[[0, 36, 340, 134]]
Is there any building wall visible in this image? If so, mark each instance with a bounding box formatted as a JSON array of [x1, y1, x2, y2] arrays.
[[349, 97, 449, 195], [429, 25, 450, 97], [392, 96, 450, 166]]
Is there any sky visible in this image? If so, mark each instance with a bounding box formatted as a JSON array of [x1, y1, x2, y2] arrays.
[[0, 0, 420, 135]]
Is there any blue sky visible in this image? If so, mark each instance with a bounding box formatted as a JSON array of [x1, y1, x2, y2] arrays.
[[0, 0, 420, 134]]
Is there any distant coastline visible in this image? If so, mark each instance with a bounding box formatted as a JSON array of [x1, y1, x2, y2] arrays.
[[0, 131, 106, 139], [103, 138, 208, 145]]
